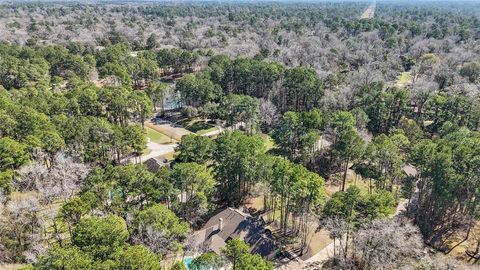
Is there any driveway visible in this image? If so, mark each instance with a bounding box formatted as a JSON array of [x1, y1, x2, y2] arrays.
[[200, 126, 225, 137], [129, 140, 177, 164]]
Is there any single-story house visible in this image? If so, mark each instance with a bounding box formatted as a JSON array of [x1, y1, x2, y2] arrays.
[[190, 208, 278, 259], [143, 155, 169, 173]]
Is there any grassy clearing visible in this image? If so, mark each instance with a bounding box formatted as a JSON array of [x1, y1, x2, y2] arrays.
[[260, 133, 276, 152], [146, 126, 175, 144], [325, 170, 372, 197], [360, 4, 375, 19], [397, 71, 412, 87], [196, 126, 218, 135]]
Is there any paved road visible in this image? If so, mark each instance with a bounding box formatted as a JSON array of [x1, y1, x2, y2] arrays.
[[279, 240, 339, 269], [304, 241, 336, 264], [129, 140, 177, 164]]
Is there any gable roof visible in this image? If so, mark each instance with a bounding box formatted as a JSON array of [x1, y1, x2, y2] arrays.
[[191, 208, 278, 258], [403, 164, 418, 177], [143, 155, 169, 173]]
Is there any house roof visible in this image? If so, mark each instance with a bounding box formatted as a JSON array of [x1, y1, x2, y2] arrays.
[[143, 156, 169, 173], [403, 164, 418, 177], [191, 208, 278, 259]]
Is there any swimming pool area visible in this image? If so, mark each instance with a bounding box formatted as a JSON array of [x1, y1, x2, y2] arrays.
[[183, 257, 193, 270]]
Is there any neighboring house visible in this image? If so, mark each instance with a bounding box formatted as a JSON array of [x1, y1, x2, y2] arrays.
[[403, 164, 418, 177], [190, 208, 278, 259], [143, 155, 169, 173]]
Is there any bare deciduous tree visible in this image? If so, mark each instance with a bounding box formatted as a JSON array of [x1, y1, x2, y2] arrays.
[[15, 156, 90, 203], [0, 192, 41, 263], [353, 219, 424, 270], [322, 217, 349, 259], [259, 98, 280, 132], [132, 226, 176, 255], [410, 78, 438, 122]]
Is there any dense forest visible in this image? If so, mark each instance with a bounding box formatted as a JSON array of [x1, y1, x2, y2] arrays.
[[0, 1, 479, 270]]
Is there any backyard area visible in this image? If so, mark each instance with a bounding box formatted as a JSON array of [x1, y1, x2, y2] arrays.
[[324, 169, 372, 197], [244, 167, 395, 263], [245, 194, 333, 262]]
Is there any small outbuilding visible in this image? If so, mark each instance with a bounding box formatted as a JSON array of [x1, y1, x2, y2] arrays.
[[143, 155, 169, 173], [402, 164, 418, 177]]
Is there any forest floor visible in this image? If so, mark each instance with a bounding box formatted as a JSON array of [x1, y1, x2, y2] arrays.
[[246, 172, 363, 264], [324, 169, 371, 196], [434, 222, 480, 262], [267, 165, 413, 270], [246, 194, 334, 265]]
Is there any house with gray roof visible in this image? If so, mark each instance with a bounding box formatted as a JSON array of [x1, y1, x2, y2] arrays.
[[190, 208, 278, 259], [143, 155, 169, 173]]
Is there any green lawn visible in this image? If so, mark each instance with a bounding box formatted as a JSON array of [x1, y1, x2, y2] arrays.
[[187, 121, 213, 132], [146, 126, 174, 144], [179, 118, 218, 135], [196, 126, 218, 135]]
